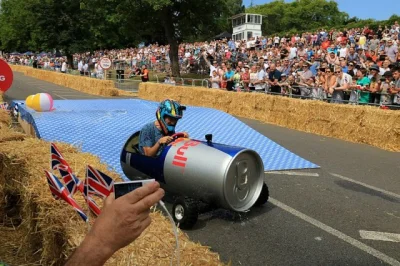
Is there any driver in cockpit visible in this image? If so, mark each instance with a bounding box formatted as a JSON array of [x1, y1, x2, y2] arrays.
[[139, 99, 189, 157]]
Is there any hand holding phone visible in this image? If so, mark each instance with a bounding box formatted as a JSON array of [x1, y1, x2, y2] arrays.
[[114, 179, 156, 199]]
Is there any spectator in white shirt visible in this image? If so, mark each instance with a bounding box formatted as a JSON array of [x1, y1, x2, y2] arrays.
[[61, 60, 67, 73]]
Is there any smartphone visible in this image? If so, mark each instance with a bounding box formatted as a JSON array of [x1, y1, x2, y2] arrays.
[[114, 179, 155, 199]]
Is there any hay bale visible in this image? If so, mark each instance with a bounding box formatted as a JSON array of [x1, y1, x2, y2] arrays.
[[0, 226, 37, 265], [11, 66, 119, 97], [139, 83, 400, 152], [9, 64, 28, 74], [0, 114, 224, 265]]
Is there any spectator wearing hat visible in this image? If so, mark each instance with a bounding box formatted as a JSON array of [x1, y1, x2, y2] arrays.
[[368, 64, 382, 104]]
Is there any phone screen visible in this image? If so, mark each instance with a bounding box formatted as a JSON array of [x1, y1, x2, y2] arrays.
[[114, 179, 155, 199]]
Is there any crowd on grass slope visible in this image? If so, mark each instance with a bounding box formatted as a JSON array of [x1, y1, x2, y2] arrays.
[[3, 22, 400, 108]]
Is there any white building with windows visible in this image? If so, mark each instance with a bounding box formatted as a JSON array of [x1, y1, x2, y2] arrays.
[[231, 13, 263, 41]]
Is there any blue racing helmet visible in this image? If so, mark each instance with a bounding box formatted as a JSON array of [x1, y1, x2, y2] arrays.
[[156, 99, 186, 135]]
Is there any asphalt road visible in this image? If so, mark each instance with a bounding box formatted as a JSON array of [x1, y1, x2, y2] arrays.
[[5, 71, 400, 266]]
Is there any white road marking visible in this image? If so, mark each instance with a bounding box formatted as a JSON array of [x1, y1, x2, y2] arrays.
[[265, 171, 319, 177], [269, 197, 400, 266], [25, 85, 69, 100], [330, 173, 400, 200], [55, 94, 95, 97], [360, 230, 400, 243]]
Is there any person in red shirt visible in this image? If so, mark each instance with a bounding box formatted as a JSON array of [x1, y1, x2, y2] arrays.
[[140, 65, 149, 82]]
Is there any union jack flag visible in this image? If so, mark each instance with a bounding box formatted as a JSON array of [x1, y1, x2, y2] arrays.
[[86, 165, 114, 199], [45, 170, 88, 222], [51, 143, 83, 195], [83, 180, 101, 216], [0, 102, 9, 112]]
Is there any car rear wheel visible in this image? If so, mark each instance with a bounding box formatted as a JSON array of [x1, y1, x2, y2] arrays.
[[172, 196, 198, 229], [254, 183, 269, 206]]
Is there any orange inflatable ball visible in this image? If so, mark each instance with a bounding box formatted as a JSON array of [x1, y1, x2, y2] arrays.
[[31, 93, 54, 112], [25, 95, 35, 108]]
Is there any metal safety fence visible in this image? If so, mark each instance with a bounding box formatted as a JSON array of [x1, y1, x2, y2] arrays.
[[9, 63, 399, 108], [219, 83, 400, 109]]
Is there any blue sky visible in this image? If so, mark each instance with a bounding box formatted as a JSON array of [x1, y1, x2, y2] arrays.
[[243, 0, 400, 21]]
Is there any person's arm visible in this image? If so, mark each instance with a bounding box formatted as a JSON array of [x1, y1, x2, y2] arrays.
[[202, 53, 211, 67], [370, 80, 380, 93], [376, 81, 383, 92], [143, 136, 172, 157], [65, 182, 164, 266], [335, 78, 350, 91], [329, 77, 338, 92]]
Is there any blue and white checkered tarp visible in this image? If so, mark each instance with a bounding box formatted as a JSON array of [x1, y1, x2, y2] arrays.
[[14, 99, 319, 180]]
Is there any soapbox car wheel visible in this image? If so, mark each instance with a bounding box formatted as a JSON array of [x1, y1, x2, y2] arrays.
[[172, 197, 198, 229], [254, 183, 269, 206]]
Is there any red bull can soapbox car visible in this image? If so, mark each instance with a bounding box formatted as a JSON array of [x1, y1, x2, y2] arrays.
[[120, 132, 269, 229]]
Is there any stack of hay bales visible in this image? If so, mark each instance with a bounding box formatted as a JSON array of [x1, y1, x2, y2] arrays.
[[10, 65, 120, 97], [139, 83, 400, 152], [0, 95, 225, 265], [24, 68, 119, 97]]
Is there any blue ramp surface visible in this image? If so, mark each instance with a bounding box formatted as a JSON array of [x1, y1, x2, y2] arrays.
[[16, 99, 319, 179]]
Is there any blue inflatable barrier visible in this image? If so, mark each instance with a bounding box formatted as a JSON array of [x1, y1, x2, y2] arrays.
[[13, 99, 319, 180]]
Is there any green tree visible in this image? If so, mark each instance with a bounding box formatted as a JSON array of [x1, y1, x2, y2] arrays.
[[246, 0, 349, 35], [107, 0, 234, 77], [0, 0, 38, 52], [29, 0, 96, 67]]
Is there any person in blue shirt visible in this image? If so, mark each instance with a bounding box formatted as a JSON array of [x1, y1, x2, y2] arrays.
[[307, 49, 314, 61], [224, 65, 235, 91], [139, 99, 188, 157]]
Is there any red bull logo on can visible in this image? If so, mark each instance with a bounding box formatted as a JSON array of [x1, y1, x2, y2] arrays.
[[172, 140, 200, 169]]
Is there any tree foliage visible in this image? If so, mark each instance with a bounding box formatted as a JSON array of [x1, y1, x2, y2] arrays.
[[0, 0, 241, 75], [246, 0, 348, 35], [1, 0, 398, 74], [246, 0, 400, 36]]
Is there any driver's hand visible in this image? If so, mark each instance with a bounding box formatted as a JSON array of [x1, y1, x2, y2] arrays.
[[183, 132, 189, 138], [158, 136, 172, 145]]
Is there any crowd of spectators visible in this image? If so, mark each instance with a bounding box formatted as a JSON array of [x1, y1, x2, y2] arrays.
[[3, 22, 400, 108]]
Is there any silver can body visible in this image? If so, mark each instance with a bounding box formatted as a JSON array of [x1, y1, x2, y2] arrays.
[[162, 139, 264, 212]]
